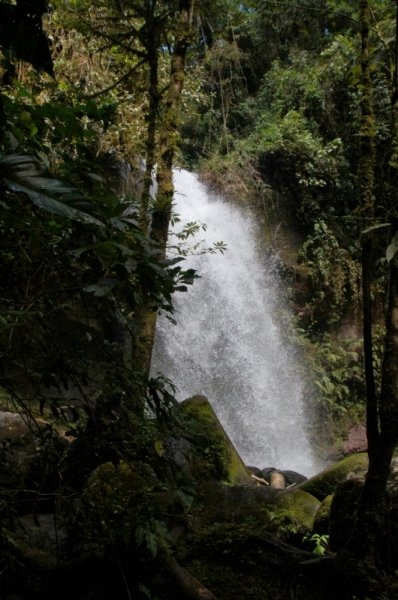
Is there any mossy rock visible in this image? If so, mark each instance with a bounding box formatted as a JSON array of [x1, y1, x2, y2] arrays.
[[328, 479, 363, 552], [84, 461, 171, 515], [76, 461, 174, 554], [196, 482, 321, 542], [312, 494, 333, 535], [297, 453, 368, 501], [179, 395, 252, 485], [0, 411, 68, 493]]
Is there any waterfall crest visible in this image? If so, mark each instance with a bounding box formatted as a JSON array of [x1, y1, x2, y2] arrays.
[[151, 170, 317, 476]]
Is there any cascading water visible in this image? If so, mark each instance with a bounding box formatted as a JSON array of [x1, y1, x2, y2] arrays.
[[151, 170, 318, 476]]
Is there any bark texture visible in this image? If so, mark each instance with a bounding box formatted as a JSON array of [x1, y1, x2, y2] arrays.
[[135, 0, 194, 375], [140, 0, 160, 232], [334, 1, 398, 595], [362, 237, 379, 458], [151, 0, 194, 250]]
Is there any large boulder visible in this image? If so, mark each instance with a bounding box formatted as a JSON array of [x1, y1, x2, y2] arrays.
[[297, 453, 368, 500], [175, 396, 253, 485], [195, 482, 321, 542], [302, 453, 398, 544]]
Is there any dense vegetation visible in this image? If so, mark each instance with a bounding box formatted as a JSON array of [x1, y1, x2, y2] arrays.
[[1, 0, 398, 598]]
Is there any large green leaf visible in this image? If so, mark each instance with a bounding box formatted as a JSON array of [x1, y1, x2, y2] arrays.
[[0, 154, 105, 227]]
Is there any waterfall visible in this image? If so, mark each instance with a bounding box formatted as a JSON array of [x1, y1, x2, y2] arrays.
[[151, 170, 317, 476]]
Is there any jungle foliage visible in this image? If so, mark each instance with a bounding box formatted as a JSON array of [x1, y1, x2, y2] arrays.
[[2, 0, 398, 598], [0, 2, 206, 598]]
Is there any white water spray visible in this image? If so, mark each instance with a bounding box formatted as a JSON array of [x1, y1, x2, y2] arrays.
[[151, 170, 317, 476]]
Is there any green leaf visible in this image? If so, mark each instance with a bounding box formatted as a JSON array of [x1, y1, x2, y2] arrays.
[[173, 488, 193, 508], [145, 531, 158, 557], [0, 154, 105, 227], [154, 439, 165, 457], [138, 584, 152, 599], [135, 525, 146, 547], [386, 231, 398, 262], [84, 279, 118, 297]]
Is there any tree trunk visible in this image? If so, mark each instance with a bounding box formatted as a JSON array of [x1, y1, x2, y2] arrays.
[[140, 49, 159, 232], [337, 262, 398, 597], [333, 1, 397, 595], [133, 0, 194, 375], [358, 0, 378, 457], [140, 0, 160, 232], [357, 0, 375, 214], [151, 0, 194, 251], [362, 236, 379, 458]]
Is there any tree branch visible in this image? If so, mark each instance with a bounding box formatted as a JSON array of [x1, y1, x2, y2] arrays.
[[83, 59, 147, 99]]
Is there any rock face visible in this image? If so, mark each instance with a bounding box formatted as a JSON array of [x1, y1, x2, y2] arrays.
[[342, 423, 367, 455]]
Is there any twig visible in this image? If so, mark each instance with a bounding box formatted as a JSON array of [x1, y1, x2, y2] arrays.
[[251, 474, 269, 486]]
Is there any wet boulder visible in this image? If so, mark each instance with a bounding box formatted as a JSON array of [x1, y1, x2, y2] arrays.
[[246, 466, 263, 478], [280, 470, 308, 486], [260, 467, 307, 487]]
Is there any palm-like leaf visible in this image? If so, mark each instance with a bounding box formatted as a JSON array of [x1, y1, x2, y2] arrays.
[[0, 154, 105, 227]]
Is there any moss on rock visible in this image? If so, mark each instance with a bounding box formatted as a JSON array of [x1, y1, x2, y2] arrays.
[[195, 482, 321, 541], [297, 453, 368, 501], [76, 461, 173, 556], [312, 494, 333, 535], [179, 396, 252, 485]]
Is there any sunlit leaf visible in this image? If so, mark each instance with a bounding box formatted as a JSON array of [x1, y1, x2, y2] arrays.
[[154, 439, 165, 457], [386, 231, 398, 262], [84, 279, 118, 296], [145, 531, 157, 557]]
